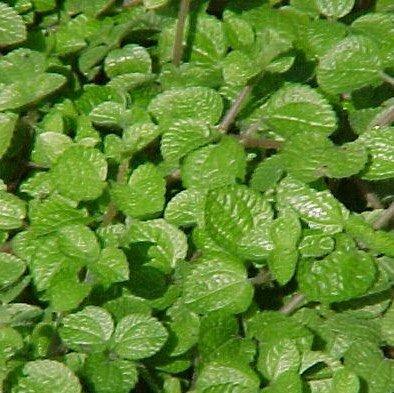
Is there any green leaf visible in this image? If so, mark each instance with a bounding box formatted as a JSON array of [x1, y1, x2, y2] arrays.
[[299, 230, 335, 258], [15, 360, 81, 393], [58, 224, 100, 263], [182, 254, 253, 314], [257, 339, 300, 381], [357, 127, 394, 180], [165, 189, 206, 228], [0, 112, 18, 159], [315, 0, 355, 18], [250, 155, 284, 192], [91, 247, 129, 287], [298, 250, 377, 304], [317, 35, 382, 95], [351, 13, 394, 68], [0, 253, 26, 290], [268, 249, 299, 286], [277, 176, 348, 234], [0, 326, 23, 360], [205, 184, 273, 260], [256, 84, 337, 139], [0, 191, 26, 231], [329, 368, 360, 393], [148, 86, 223, 126], [0, 73, 66, 111], [60, 306, 114, 353], [223, 10, 255, 50], [111, 163, 165, 219], [195, 362, 260, 393], [263, 370, 303, 393], [122, 122, 161, 154], [31, 132, 73, 168], [126, 219, 187, 271], [182, 137, 246, 190], [83, 353, 138, 393], [160, 119, 215, 164], [51, 145, 108, 202], [105, 44, 151, 78], [0, 3, 27, 48], [89, 101, 125, 129], [381, 304, 394, 346], [111, 314, 168, 360]]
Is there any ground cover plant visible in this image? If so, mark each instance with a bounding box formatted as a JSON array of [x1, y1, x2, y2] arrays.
[[0, 0, 393, 391]]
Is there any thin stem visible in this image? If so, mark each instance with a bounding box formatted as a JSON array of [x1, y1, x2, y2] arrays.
[[218, 85, 253, 133], [0, 240, 12, 254], [101, 158, 130, 226], [370, 104, 394, 128], [279, 293, 305, 315], [380, 72, 394, 88], [238, 135, 283, 150], [172, 0, 191, 67], [373, 201, 394, 230], [353, 178, 383, 210], [166, 168, 181, 185], [123, 0, 142, 7]]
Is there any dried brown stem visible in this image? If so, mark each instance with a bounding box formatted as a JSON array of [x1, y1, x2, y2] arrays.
[[353, 178, 383, 210], [238, 135, 283, 150], [370, 104, 394, 128], [249, 267, 272, 285], [172, 0, 191, 67], [373, 202, 394, 230], [380, 72, 394, 88], [279, 293, 305, 315]]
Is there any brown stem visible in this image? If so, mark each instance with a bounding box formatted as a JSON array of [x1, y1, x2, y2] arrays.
[[172, 0, 191, 67], [370, 104, 394, 128], [123, 0, 142, 7], [238, 135, 283, 150], [373, 202, 394, 230], [248, 267, 272, 285], [166, 168, 181, 185], [218, 85, 253, 133], [279, 293, 305, 315], [101, 158, 130, 226], [380, 72, 394, 88], [0, 241, 13, 254]]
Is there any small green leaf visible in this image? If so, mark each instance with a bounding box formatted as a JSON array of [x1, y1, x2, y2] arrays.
[[122, 122, 161, 154], [317, 35, 382, 95], [299, 230, 335, 258], [205, 184, 273, 260], [112, 314, 168, 360], [0, 253, 26, 290], [0, 191, 26, 231], [329, 368, 360, 393], [0, 3, 27, 48], [381, 304, 394, 346], [0, 112, 18, 159], [60, 306, 114, 353], [223, 10, 255, 50], [111, 163, 165, 219], [15, 360, 81, 393], [89, 101, 125, 129], [277, 176, 348, 234], [315, 0, 355, 18], [51, 145, 108, 202], [183, 254, 253, 314], [298, 250, 376, 303], [0, 326, 23, 360], [268, 249, 299, 286], [83, 353, 138, 393], [250, 155, 284, 192], [148, 86, 223, 126], [263, 370, 303, 393]]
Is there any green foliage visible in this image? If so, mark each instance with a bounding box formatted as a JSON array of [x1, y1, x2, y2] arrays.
[[0, 0, 393, 392]]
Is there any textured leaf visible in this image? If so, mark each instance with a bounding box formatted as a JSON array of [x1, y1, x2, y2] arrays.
[[105, 44, 151, 78], [205, 184, 273, 260], [89, 101, 125, 129], [299, 230, 335, 258], [223, 10, 255, 50], [60, 306, 114, 353], [0, 191, 26, 231], [160, 119, 214, 164], [51, 145, 108, 202], [148, 87, 223, 126], [182, 137, 246, 190], [111, 163, 165, 219], [263, 370, 303, 393], [317, 35, 382, 95], [357, 127, 394, 180], [250, 155, 284, 192], [329, 368, 360, 393], [277, 177, 348, 234], [0, 326, 23, 360], [83, 353, 137, 393], [315, 0, 355, 18], [15, 360, 81, 393], [0, 253, 26, 290], [381, 304, 394, 346], [112, 314, 168, 360], [298, 250, 376, 303], [256, 84, 337, 139], [122, 122, 161, 153], [183, 254, 253, 314], [0, 3, 27, 48], [0, 113, 18, 159]]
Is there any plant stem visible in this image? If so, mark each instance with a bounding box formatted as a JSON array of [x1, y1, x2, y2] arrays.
[[373, 201, 394, 230], [279, 293, 305, 315], [249, 267, 272, 285], [380, 72, 394, 88], [370, 104, 394, 128], [101, 158, 130, 226], [123, 0, 142, 7], [172, 0, 191, 67], [353, 178, 383, 210], [218, 85, 253, 133], [238, 135, 283, 150], [0, 240, 12, 254]]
